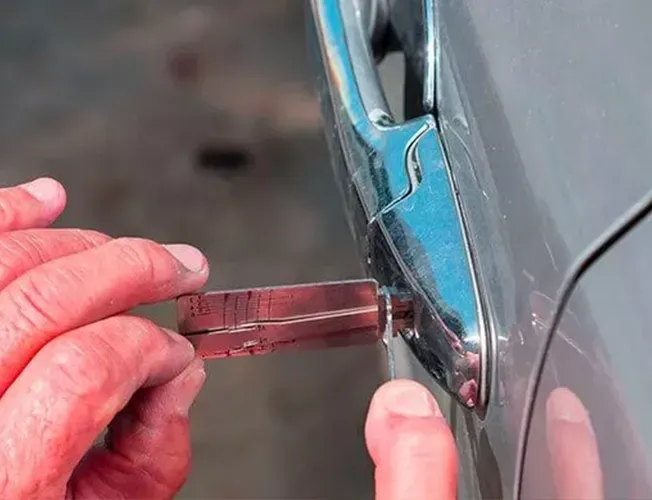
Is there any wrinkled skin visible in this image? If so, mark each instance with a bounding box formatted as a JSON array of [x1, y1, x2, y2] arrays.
[[0, 177, 209, 499], [0, 177, 602, 499]]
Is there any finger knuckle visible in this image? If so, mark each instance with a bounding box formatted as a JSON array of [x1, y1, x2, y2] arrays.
[[0, 195, 20, 230], [0, 230, 109, 287], [80, 229, 112, 245], [112, 237, 175, 283], [0, 233, 37, 284], [2, 260, 92, 331], [62, 229, 112, 249], [45, 332, 121, 403], [110, 315, 164, 356], [2, 274, 64, 332], [45, 316, 165, 403]]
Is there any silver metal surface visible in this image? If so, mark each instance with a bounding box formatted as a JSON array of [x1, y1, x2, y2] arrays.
[[379, 286, 396, 379], [422, 0, 436, 113], [308, 0, 488, 410], [177, 279, 413, 359]]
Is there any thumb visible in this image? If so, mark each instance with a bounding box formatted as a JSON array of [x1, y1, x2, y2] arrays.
[[365, 379, 458, 500]]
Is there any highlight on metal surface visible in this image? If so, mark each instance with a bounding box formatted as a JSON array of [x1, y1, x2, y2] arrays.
[[379, 286, 397, 380], [422, 0, 436, 112], [176, 279, 413, 360], [307, 0, 489, 411]]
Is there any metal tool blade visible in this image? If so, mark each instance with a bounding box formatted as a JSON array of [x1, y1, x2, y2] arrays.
[[176, 279, 413, 359]]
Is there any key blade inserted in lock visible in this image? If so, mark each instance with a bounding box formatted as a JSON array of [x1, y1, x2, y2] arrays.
[[176, 279, 413, 359]]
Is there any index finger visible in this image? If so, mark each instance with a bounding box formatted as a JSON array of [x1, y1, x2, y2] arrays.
[[0, 237, 208, 395]]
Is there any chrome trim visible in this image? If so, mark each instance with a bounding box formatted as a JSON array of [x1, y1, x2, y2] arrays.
[[309, 0, 489, 411], [380, 285, 397, 380], [422, 0, 436, 113]]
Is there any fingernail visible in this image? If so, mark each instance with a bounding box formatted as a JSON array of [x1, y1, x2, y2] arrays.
[[177, 358, 207, 413], [383, 381, 440, 418], [164, 244, 207, 273], [21, 177, 63, 207], [547, 387, 589, 423]]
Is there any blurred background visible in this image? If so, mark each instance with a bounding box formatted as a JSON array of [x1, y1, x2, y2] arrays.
[[0, 1, 403, 498]]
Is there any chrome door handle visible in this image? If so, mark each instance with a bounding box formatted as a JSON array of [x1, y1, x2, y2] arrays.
[[308, 0, 490, 412]]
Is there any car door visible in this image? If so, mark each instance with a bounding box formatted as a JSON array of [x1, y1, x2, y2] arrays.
[[520, 211, 652, 498], [308, 0, 652, 497], [435, 1, 652, 497]]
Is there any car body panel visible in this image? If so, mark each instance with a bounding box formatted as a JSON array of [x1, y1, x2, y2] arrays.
[[308, 0, 652, 497], [435, 0, 652, 496], [522, 213, 652, 498]]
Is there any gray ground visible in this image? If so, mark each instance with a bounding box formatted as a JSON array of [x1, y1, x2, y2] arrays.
[[0, 1, 393, 498]]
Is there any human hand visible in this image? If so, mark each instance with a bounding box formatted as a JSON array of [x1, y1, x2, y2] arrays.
[[365, 379, 603, 500], [0, 178, 210, 499], [365, 379, 458, 500]]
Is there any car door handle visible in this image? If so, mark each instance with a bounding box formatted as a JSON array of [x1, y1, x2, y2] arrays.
[[307, 0, 490, 413]]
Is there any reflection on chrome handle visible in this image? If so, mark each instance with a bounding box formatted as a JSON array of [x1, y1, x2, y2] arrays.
[[308, 0, 490, 412]]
